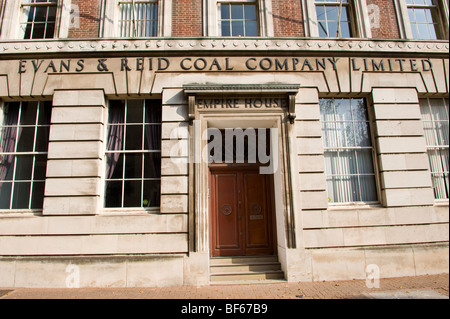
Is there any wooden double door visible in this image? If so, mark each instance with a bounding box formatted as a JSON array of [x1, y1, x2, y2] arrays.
[[209, 166, 276, 257]]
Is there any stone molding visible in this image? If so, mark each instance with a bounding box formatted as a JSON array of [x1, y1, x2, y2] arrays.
[[0, 38, 448, 56]]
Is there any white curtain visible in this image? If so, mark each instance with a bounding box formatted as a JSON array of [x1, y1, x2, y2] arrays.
[[420, 98, 449, 199], [321, 98, 376, 203]]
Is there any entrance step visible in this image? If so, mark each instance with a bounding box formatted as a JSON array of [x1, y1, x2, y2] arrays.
[[210, 255, 285, 284]]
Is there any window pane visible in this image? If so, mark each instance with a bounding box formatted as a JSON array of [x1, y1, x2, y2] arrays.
[[105, 181, 122, 207], [12, 182, 31, 209], [232, 20, 244, 36], [124, 180, 141, 207], [30, 181, 45, 209], [221, 4, 230, 19], [14, 156, 33, 181], [125, 125, 143, 150], [231, 5, 243, 19], [245, 21, 258, 36], [126, 100, 144, 123], [0, 182, 12, 209], [221, 21, 231, 36], [16, 127, 35, 152], [244, 5, 257, 20], [124, 153, 142, 179], [144, 153, 161, 178], [143, 180, 160, 207]]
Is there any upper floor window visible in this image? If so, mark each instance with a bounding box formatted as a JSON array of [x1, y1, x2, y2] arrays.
[[118, 0, 158, 37], [102, 0, 170, 37], [218, 0, 258, 36], [20, 0, 57, 39], [304, 0, 371, 38], [0, 101, 51, 210], [406, 0, 445, 39], [204, 0, 274, 37], [315, 0, 353, 38]]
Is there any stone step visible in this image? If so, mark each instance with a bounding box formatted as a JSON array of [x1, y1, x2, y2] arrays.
[[211, 262, 282, 274], [210, 270, 285, 282], [209, 255, 285, 283], [210, 255, 279, 266]]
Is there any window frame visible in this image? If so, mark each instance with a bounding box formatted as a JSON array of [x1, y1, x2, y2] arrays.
[[204, 0, 274, 37], [320, 97, 380, 206], [304, 0, 372, 38], [395, 0, 449, 40], [0, 100, 51, 212], [102, 0, 172, 38], [419, 97, 449, 201], [103, 99, 162, 211], [0, 0, 68, 40]]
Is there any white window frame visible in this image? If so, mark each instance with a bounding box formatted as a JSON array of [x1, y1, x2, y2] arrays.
[[0, 101, 51, 211], [303, 0, 371, 38], [204, 0, 274, 37], [419, 97, 449, 200], [101, 0, 172, 37], [395, 0, 449, 40], [0, 0, 70, 40], [103, 99, 162, 210], [320, 97, 379, 205]]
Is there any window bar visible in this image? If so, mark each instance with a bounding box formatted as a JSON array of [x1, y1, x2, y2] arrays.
[[335, 0, 344, 37]]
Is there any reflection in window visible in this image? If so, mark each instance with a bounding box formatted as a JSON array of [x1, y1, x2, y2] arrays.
[[320, 98, 377, 203], [315, 0, 353, 38], [406, 0, 444, 40], [0, 101, 51, 210], [20, 0, 57, 39], [420, 98, 449, 199], [105, 100, 162, 209], [219, 1, 258, 36], [119, 0, 159, 37]]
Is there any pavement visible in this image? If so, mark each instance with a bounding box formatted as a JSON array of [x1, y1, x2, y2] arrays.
[[0, 273, 448, 300]]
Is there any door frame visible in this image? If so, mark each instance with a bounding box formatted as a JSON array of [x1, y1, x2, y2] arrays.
[[208, 164, 277, 257]]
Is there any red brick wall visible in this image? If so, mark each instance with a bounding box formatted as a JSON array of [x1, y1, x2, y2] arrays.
[[366, 0, 400, 39], [68, 0, 102, 38], [172, 0, 203, 37], [272, 0, 305, 37]]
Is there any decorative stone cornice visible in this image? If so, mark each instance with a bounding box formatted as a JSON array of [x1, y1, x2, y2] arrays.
[[0, 38, 448, 57]]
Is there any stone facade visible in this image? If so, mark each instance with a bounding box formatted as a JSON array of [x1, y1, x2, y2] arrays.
[[0, 0, 448, 288]]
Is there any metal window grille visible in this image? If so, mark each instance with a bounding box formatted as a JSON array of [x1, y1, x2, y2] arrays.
[[0, 101, 51, 210], [20, 0, 57, 39], [420, 98, 449, 199], [406, 0, 444, 40], [315, 0, 353, 38], [320, 98, 378, 204], [105, 100, 162, 209], [118, 0, 158, 37]]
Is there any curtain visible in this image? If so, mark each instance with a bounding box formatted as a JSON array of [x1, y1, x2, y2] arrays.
[[144, 101, 161, 178], [0, 104, 20, 182], [321, 98, 376, 203], [106, 102, 124, 179], [420, 98, 449, 199]]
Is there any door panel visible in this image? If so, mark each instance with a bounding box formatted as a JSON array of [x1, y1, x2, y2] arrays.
[[243, 172, 272, 255], [214, 173, 241, 254], [210, 167, 274, 257]]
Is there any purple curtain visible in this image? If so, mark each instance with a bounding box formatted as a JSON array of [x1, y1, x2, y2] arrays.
[[0, 104, 20, 183], [145, 102, 161, 177], [106, 102, 125, 179]]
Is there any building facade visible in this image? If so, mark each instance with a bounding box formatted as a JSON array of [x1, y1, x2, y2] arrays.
[[0, 0, 448, 288]]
